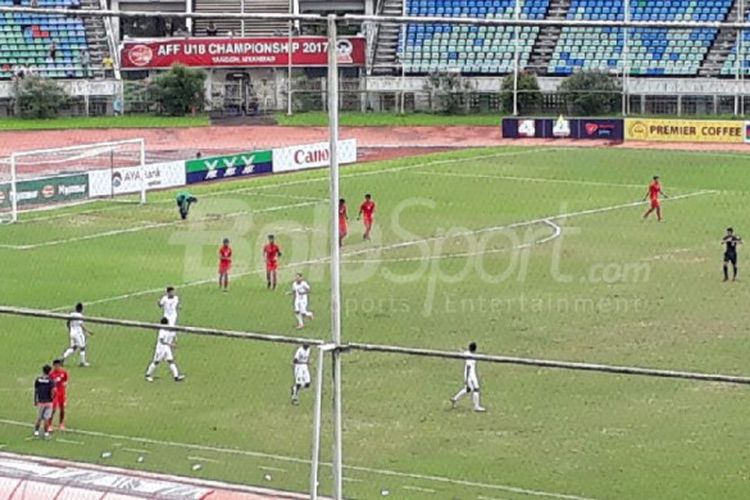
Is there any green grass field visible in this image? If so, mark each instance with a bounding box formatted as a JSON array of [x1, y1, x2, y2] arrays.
[[0, 114, 210, 131], [2, 146, 750, 499]]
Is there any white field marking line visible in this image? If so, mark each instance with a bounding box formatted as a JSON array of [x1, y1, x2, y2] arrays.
[[345, 219, 561, 264], [121, 447, 150, 454], [252, 192, 328, 202], [46, 190, 713, 311], [342, 477, 363, 483], [55, 438, 85, 446], [187, 455, 222, 463], [0, 418, 592, 500], [403, 485, 437, 493], [411, 170, 649, 189], [0, 201, 318, 251], [259, 465, 288, 472], [6, 148, 556, 229], [340, 190, 716, 262]]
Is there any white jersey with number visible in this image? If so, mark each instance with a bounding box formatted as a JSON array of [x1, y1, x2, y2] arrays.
[[292, 280, 311, 313], [159, 295, 179, 326], [68, 311, 86, 348], [153, 328, 176, 362], [464, 352, 479, 391], [293, 346, 311, 385]]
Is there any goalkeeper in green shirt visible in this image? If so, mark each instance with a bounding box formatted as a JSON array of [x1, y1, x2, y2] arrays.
[[176, 191, 198, 220]]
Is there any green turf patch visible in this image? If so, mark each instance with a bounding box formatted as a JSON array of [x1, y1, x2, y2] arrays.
[[2, 145, 750, 499], [0, 114, 210, 131], [275, 111, 503, 127]]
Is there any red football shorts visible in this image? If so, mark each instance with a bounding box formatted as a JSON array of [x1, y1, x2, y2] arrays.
[[266, 260, 278, 272], [219, 262, 231, 274], [363, 215, 373, 226], [53, 395, 66, 409], [339, 223, 348, 236], [650, 198, 660, 209]]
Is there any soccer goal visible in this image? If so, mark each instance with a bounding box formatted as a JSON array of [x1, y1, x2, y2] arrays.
[[0, 138, 146, 224]]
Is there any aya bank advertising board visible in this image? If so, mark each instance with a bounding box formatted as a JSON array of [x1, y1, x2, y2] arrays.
[[121, 37, 366, 69]]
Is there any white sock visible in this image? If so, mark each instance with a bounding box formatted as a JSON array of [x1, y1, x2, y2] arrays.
[[452, 388, 467, 402], [472, 392, 482, 408], [146, 362, 157, 377], [62, 348, 74, 359], [292, 384, 299, 398], [169, 363, 180, 378], [79, 350, 87, 364], [295, 313, 304, 326], [305, 311, 313, 318]]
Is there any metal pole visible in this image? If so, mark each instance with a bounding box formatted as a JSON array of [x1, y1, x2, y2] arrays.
[[399, 23, 406, 114], [622, 0, 629, 116], [326, 13, 344, 500], [309, 345, 327, 500], [736, 0, 742, 116], [240, 0, 245, 36], [139, 138, 146, 204], [10, 154, 18, 223], [287, 21, 294, 115], [512, 0, 520, 115], [741, 0, 745, 116]]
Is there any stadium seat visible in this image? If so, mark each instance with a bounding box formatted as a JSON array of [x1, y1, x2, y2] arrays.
[[0, 0, 90, 80], [549, 0, 732, 76]]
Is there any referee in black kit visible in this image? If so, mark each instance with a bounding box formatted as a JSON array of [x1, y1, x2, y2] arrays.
[[722, 227, 742, 282]]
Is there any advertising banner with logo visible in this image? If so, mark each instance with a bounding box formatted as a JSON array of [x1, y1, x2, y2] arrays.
[[272, 139, 358, 173], [626, 119, 744, 143], [185, 150, 272, 185], [744, 121, 750, 144], [121, 37, 366, 69], [571, 119, 624, 140], [503, 118, 624, 140], [13, 174, 89, 207], [89, 161, 186, 198]]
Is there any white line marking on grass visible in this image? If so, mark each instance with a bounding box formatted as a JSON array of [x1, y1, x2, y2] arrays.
[[0, 201, 318, 250], [342, 477, 363, 483], [188, 455, 222, 463], [55, 438, 84, 446], [403, 485, 437, 493], [0, 418, 593, 500], [345, 219, 561, 264], [121, 448, 150, 454], [411, 170, 648, 189], [46, 189, 715, 311], [259, 465, 288, 472]]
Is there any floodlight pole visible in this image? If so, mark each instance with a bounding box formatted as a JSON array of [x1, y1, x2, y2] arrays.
[[10, 154, 18, 223], [512, 0, 520, 115], [287, 20, 294, 116], [622, 0, 629, 116], [326, 13, 344, 500]]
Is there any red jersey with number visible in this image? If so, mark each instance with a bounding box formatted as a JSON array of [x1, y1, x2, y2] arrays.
[[360, 200, 375, 220], [219, 245, 232, 272], [50, 368, 68, 402]]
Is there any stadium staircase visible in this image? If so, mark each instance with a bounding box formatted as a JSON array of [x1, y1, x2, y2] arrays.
[[80, 0, 109, 71], [527, 0, 571, 73], [370, 0, 404, 75], [193, 0, 291, 37], [701, 0, 750, 76]]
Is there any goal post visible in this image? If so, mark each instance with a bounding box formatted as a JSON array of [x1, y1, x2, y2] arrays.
[[1, 138, 146, 224]]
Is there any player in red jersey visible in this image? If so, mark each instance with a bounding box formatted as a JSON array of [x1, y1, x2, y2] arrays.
[[218, 238, 232, 291], [263, 234, 282, 290], [339, 198, 348, 247], [642, 175, 668, 221], [358, 193, 376, 240], [49, 359, 68, 431]]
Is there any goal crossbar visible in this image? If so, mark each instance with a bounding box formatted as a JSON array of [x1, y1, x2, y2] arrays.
[[2, 305, 748, 386], [10, 138, 145, 160]]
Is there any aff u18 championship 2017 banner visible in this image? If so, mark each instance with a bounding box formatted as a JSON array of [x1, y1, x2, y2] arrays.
[[121, 37, 367, 69]]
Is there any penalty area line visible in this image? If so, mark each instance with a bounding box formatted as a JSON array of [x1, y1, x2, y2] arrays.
[[0, 418, 593, 500]]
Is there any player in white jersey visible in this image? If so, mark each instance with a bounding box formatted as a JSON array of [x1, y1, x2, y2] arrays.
[[291, 343, 312, 405], [158, 286, 180, 326], [450, 342, 486, 412], [145, 318, 185, 382], [61, 303, 94, 367], [291, 273, 314, 329]]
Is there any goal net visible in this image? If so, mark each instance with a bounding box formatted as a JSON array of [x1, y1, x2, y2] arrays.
[[0, 138, 146, 223]]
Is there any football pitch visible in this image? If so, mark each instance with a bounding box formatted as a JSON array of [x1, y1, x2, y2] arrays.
[[2, 145, 750, 499]]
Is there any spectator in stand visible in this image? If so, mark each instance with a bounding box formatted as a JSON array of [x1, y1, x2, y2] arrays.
[[102, 53, 114, 78], [30, 0, 39, 7], [48, 42, 57, 61], [206, 21, 218, 37], [227, 30, 234, 37], [80, 48, 90, 78]]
